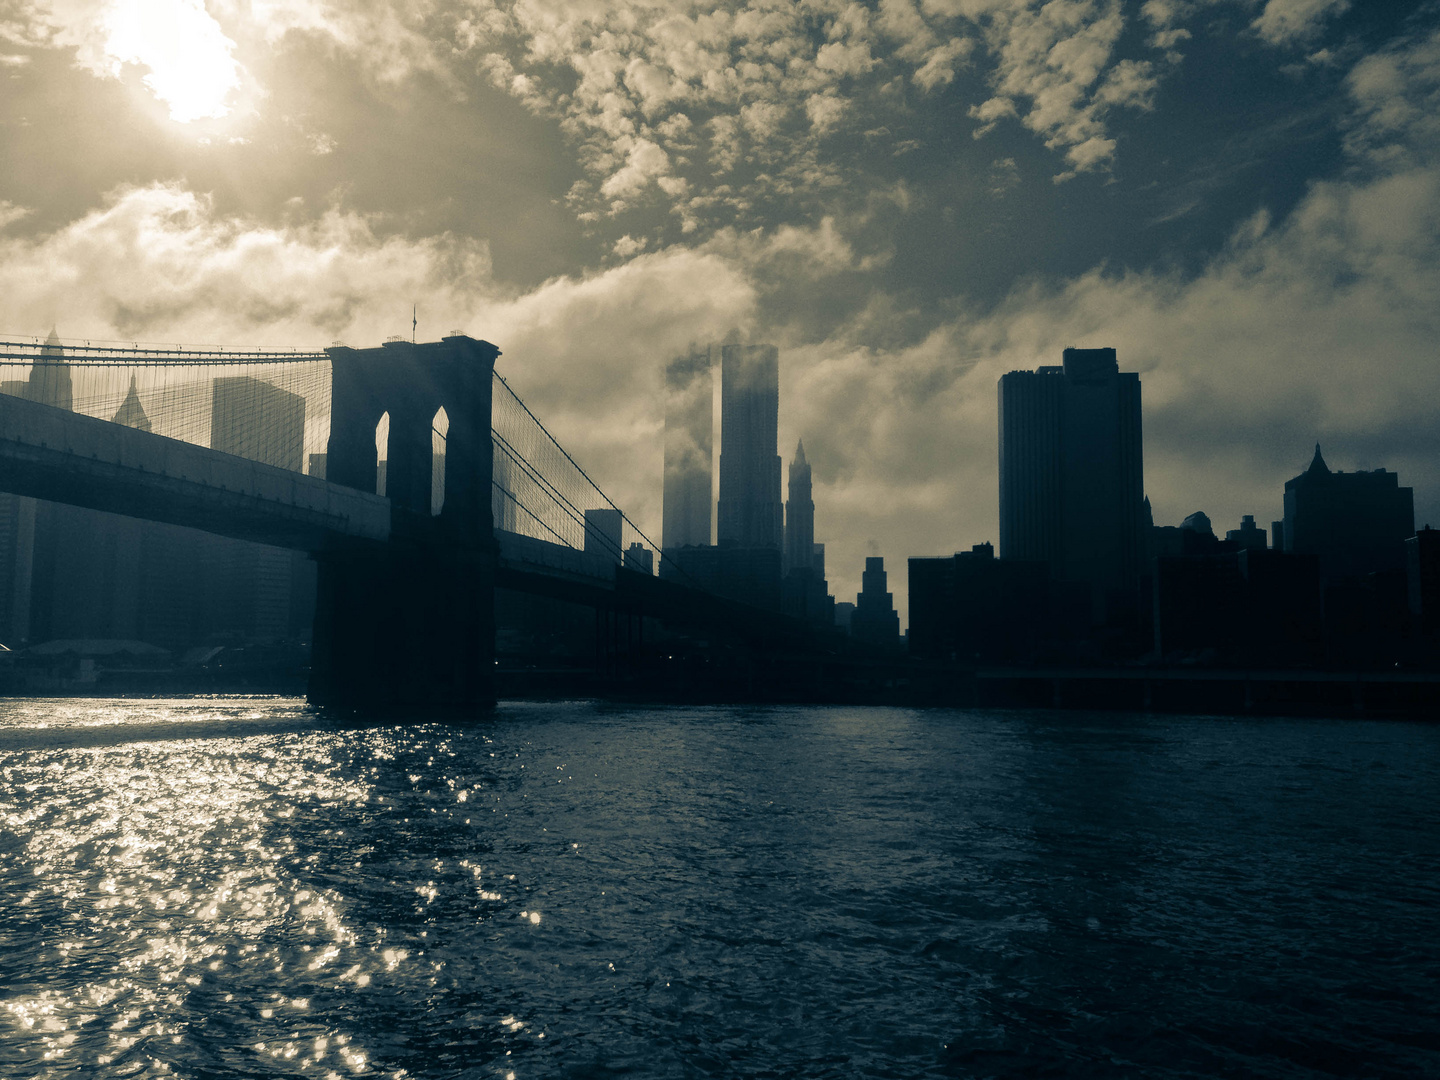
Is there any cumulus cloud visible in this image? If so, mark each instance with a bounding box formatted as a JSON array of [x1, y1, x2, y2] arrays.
[[1252, 0, 1351, 48], [453, 0, 1178, 220]]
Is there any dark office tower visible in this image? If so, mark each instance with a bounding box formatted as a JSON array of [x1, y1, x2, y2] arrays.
[[211, 377, 306, 470], [584, 508, 623, 563], [998, 347, 1144, 617], [209, 377, 309, 642], [663, 346, 713, 550], [1282, 445, 1414, 582], [492, 449, 518, 532], [1408, 527, 1440, 636], [624, 543, 654, 575], [718, 344, 782, 549], [783, 440, 814, 574], [1226, 515, 1267, 551], [851, 556, 901, 650]]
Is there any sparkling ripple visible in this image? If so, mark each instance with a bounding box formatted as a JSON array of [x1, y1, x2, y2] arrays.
[[1, 698, 1438, 1078]]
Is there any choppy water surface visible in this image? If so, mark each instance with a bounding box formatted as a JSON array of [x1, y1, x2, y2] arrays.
[[2, 699, 1438, 1079]]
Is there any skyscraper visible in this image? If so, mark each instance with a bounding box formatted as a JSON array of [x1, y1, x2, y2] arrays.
[[998, 347, 1144, 616], [209, 377, 310, 642], [211, 376, 306, 471], [850, 556, 901, 649], [663, 346, 713, 550], [717, 343, 781, 550], [783, 439, 814, 574], [584, 508, 624, 563], [1282, 445, 1414, 583]]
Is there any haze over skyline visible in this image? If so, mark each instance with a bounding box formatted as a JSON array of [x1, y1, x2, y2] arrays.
[[3, 0, 1438, 622]]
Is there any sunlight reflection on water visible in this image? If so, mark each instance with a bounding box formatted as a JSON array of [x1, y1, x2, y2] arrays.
[[1, 698, 1438, 1078]]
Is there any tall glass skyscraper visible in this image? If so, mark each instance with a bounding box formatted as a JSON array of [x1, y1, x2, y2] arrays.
[[717, 344, 782, 550], [662, 345, 713, 550], [998, 348, 1145, 616]]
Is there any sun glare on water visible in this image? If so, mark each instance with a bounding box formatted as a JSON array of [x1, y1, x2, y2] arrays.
[[100, 0, 242, 123]]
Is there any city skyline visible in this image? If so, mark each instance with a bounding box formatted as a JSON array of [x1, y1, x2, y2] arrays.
[[1, 2, 1438, 622]]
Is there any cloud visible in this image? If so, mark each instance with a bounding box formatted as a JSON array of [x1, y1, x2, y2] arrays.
[[22, 0, 244, 121], [0, 182, 491, 343], [0, 201, 30, 229], [1252, 0, 1351, 48]]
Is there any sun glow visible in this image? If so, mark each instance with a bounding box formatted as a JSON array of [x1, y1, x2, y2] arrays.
[[100, 0, 242, 123]]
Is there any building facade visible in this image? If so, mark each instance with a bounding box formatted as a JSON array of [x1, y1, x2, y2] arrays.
[[998, 347, 1144, 617], [717, 344, 782, 550], [663, 346, 713, 550], [1282, 445, 1414, 583], [783, 439, 814, 575]]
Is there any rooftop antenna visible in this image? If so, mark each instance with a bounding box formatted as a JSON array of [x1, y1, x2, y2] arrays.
[[412, 303, 417, 344]]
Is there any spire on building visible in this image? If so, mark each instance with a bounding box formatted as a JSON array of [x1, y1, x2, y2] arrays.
[[111, 375, 152, 432], [783, 436, 814, 575], [29, 326, 73, 410], [1307, 443, 1330, 476]]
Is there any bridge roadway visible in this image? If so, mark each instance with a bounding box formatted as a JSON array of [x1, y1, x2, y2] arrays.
[[0, 388, 389, 550], [0, 390, 816, 648]]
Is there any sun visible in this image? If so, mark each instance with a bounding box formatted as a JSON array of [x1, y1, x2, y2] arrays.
[[100, 0, 243, 123]]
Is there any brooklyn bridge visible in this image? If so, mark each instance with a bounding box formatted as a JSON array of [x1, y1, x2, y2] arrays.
[[0, 332, 820, 710]]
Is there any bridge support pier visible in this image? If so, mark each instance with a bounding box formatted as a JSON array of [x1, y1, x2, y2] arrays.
[[309, 335, 501, 712], [309, 541, 495, 711]]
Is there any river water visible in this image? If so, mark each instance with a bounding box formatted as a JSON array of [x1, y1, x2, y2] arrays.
[[1, 698, 1438, 1079]]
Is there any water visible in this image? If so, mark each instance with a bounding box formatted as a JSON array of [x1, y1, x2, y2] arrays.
[[2, 699, 1438, 1079]]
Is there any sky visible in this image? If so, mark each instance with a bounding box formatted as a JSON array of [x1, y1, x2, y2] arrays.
[[2, 0, 1439, 627]]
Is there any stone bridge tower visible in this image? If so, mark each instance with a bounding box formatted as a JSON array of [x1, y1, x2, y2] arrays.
[[309, 335, 500, 711]]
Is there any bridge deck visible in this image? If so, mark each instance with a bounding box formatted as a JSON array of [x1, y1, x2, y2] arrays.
[[0, 392, 389, 550]]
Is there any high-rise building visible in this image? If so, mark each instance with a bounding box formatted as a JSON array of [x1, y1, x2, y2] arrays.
[[717, 344, 782, 550], [208, 377, 310, 642], [783, 440, 814, 574], [663, 346, 713, 550], [998, 347, 1144, 617], [492, 448, 518, 532], [1282, 445, 1414, 583], [584, 508, 623, 563], [850, 556, 901, 649], [1225, 515, 1267, 551], [211, 376, 305, 471], [624, 543, 654, 575]]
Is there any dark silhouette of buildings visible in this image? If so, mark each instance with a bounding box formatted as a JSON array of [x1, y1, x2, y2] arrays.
[[663, 346, 713, 550], [1226, 515, 1267, 551], [1282, 445, 1415, 583], [910, 543, 1063, 664], [850, 556, 901, 650], [998, 347, 1144, 621], [1409, 526, 1440, 637], [624, 543, 654, 575], [584, 508, 623, 563], [783, 440, 814, 574], [660, 543, 782, 610], [717, 344, 781, 550], [779, 440, 833, 628]]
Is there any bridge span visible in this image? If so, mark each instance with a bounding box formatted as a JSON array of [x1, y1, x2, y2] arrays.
[[0, 332, 826, 709]]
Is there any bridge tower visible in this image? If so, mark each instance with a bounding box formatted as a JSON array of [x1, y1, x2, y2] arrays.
[[309, 335, 500, 710]]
